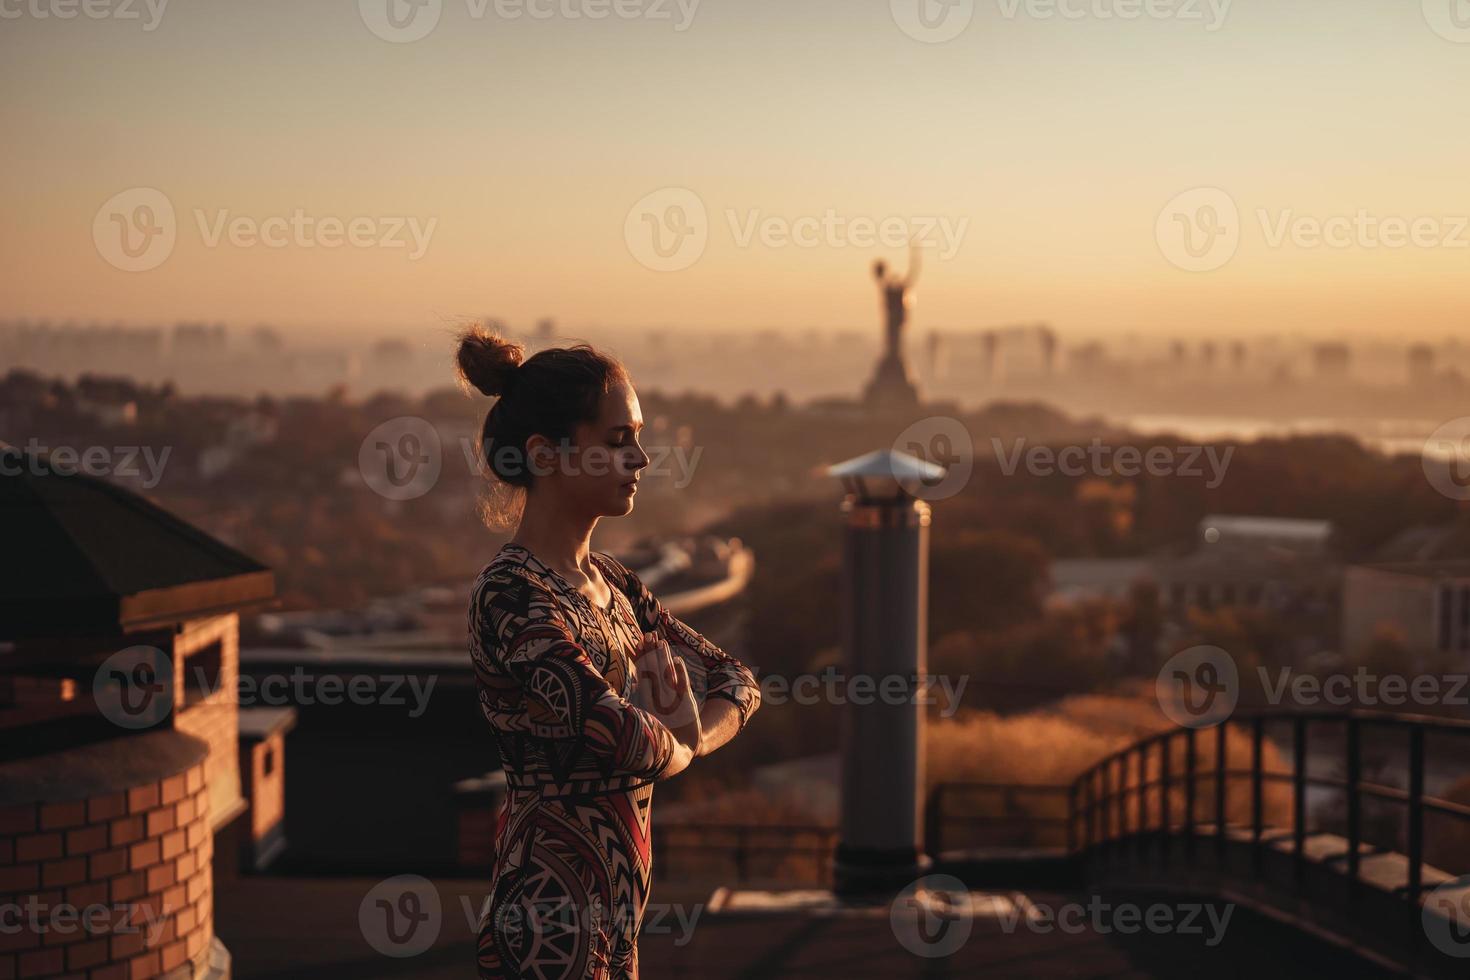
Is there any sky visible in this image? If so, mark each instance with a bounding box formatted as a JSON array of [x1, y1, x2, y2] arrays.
[[2, 0, 1469, 343]]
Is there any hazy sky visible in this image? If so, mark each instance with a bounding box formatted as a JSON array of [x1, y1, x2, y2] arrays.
[[3, 0, 1469, 342]]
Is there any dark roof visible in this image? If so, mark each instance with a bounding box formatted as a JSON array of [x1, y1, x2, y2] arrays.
[[0, 445, 274, 639], [237, 706, 299, 740], [1353, 559, 1470, 581], [1371, 524, 1470, 563]]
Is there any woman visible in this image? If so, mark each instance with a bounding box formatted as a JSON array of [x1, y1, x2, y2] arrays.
[[458, 327, 762, 979]]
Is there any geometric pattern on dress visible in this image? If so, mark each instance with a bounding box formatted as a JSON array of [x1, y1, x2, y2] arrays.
[[470, 542, 760, 979]]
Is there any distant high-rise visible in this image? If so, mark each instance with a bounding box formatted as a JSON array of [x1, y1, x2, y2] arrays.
[[924, 330, 946, 382], [1313, 342, 1351, 380], [1070, 341, 1109, 377], [1230, 340, 1248, 372], [371, 338, 412, 364], [982, 330, 1001, 381], [1038, 326, 1058, 375], [1408, 344, 1436, 385], [173, 321, 227, 357], [251, 325, 284, 352]]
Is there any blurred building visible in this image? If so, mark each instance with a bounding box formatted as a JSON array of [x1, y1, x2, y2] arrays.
[[1195, 514, 1332, 556], [197, 409, 280, 481], [1156, 516, 1337, 613], [172, 324, 228, 358], [1342, 561, 1470, 662], [1371, 523, 1470, 564], [1408, 343, 1436, 386], [1048, 559, 1154, 605], [1313, 342, 1351, 381], [1047, 516, 1339, 618], [1230, 340, 1248, 372], [1068, 342, 1111, 379]]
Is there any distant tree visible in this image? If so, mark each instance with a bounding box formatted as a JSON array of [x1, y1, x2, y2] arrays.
[[1119, 580, 1163, 675], [928, 530, 1048, 640]]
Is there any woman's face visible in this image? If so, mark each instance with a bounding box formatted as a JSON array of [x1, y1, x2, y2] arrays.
[[529, 380, 650, 517]]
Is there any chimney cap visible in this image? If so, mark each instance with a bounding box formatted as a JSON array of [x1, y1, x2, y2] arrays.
[[825, 449, 944, 504]]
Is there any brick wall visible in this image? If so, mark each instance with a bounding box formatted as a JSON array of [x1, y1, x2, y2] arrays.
[[172, 615, 241, 831], [243, 736, 284, 846], [0, 758, 213, 979]]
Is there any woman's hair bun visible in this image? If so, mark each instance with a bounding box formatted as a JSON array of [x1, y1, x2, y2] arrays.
[[456, 326, 525, 397]]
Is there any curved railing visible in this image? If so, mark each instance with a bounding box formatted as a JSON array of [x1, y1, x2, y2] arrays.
[[1066, 709, 1470, 963]]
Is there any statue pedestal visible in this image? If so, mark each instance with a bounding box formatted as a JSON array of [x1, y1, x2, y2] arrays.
[[862, 352, 920, 410]]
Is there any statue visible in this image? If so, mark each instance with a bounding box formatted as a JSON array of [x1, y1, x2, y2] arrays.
[[873, 247, 921, 359], [862, 247, 922, 411]]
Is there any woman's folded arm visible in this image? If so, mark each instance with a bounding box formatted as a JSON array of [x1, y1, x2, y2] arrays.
[[596, 551, 762, 732], [474, 567, 685, 781]]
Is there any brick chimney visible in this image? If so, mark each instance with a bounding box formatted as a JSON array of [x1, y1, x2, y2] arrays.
[[1, 445, 276, 978]]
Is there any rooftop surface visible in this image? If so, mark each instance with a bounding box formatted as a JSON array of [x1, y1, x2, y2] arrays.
[[215, 876, 1399, 979]]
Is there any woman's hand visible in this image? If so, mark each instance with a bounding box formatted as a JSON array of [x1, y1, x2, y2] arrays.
[[631, 636, 703, 762]]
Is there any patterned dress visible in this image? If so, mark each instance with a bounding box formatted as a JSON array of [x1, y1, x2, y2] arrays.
[[469, 542, 761, 979]]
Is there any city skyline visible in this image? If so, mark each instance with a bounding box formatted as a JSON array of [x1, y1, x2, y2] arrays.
[[4, 1, 1470, 339]]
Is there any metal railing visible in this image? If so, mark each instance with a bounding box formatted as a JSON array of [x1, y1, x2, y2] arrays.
[[926, 782, 1072, 855], [1067, 709, 1470, 946], [650, 712, 1470, 916], [651, 822, 837, 883], [652, 781, 1072, 885]]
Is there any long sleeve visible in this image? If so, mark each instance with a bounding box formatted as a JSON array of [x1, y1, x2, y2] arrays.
[[596, 551, 762, 732], [472, 565, 677, 782]]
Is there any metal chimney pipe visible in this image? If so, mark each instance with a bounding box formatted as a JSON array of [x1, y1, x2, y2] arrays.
[[825, 450, 939, 898]]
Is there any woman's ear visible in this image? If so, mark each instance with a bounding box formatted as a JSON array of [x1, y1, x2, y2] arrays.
[[523, 433, 554, 477]]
